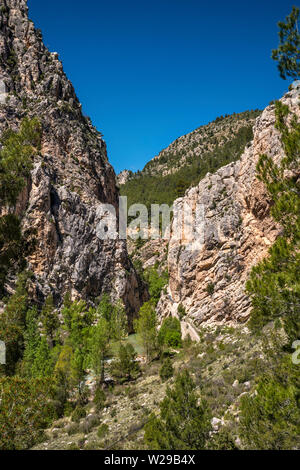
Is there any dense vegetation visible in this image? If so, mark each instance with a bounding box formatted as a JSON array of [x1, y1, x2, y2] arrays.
[[239, 8, 300, 450], [0, 118, 41, 292], [121, 111, 260, 210]]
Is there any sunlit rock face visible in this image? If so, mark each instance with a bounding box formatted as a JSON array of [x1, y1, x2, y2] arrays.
[[157, 85, 300, 327], [0, 0, 147, 318]]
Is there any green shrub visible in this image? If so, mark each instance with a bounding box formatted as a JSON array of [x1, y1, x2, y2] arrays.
[[206, 283, 215, 295], [79, 415, 100, 434], [66, 423, 80, 436], [71, 406, 86, 423], [97, 424, 109, 439], [144, 370, 212, 450], [239, 365, 300, 450], [177, 303, 186, 320], [67, 443, 80, 450], [207, 428, 238, 450], [93, 387, 106, 412], [158, 317, 182, 349], [159, 358, 174, 382]]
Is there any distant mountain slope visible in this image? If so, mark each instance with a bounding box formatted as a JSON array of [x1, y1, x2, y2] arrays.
[[120, 110, 261, 209]]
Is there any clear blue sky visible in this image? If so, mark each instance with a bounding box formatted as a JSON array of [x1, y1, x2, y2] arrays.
[[27, 0, 295, 173]]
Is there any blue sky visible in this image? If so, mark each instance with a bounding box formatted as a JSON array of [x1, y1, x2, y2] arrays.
[[28, 0, 295, 173]]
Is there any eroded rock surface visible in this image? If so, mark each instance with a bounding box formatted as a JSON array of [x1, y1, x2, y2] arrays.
[[0, 0, 146, 316], [157, 86, 300, 326]]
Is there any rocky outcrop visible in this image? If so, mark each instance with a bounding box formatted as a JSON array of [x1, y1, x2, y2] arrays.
[[117, 170, 132, 186], [0, 0, 146, 317], [157, 85, 300, 326]]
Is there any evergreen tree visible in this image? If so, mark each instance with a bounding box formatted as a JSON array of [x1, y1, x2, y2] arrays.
[[246, 100, 300, 340], [239, 336, 300, 450], [93, 387, 106, 412], [134, 301, 158, 362], [144, 370, 211, 450], [110, 343, 140, 382], [31, 336, 53, 378], [41, 295, 59, 347], [70, 347, 87, 404], [0, 376, 54, 450], [0, 118, 41, 291], [158, 317, 182, 349], [97, 295, 128, 342], [0, 272, 30, 375], [54, 344, 74, 392], [21, 307, 40, 377], [159, 357, 174, 382], [89, 317, 110, 385], [272, 7, 300, 80]]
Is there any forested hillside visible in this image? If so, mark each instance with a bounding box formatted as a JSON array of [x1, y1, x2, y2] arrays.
[[120, 110, 261, 209]]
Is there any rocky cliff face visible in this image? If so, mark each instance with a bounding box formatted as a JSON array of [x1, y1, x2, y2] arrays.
[[0, 0, 146, 316], [157, 86, 300, 327]]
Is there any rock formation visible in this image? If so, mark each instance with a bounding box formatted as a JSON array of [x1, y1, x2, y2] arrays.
[[157, 85, 300, 327], [117, 170, 132, 186], [0, 0, 146, 317]]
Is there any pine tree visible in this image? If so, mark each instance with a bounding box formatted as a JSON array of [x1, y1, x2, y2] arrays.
[[41, 295, 59, 347], [144, 370, 211, 450], [96, 295, 128, 342], [31, 336, 53, 378], [159, 357, 174, 382], [0, 273, 30, 375], [246, 100, 300, 341], [0, 118, 41, 291], [110, 343, 140, 382], [0, 376, 54, 450], [70, 347, 87, 404], [134, 301, 158, 362], [272, 7, 300, 80], [21, 307, 40, 377], [239, 336, 300, 450], [89, 317, 110, 385]]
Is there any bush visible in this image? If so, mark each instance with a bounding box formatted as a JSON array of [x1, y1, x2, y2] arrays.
[[239, 366, 300, 449], [159, 358, 174, 382], [110, 343, 140, 382], [93, 387, 106, 412], [66, 423, 80, 436], [84, 440, 103, 450], [177, 303, 186, 320], [79, 415, 100, 434], [158, 317, 182, 349], [144, 370, 212, 450], [206, 283, 215, 295], [97, 424, 109, 439], [207, 428, 238, 450], [67, 443, 80, 450], [71, 406, 86, 423], [0, 376, 55, 450]]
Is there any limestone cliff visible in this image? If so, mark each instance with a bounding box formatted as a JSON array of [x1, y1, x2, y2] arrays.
[[157, 86, 300, 327], [0, 0, 146, 316]]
